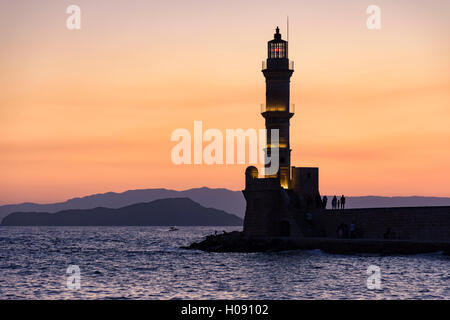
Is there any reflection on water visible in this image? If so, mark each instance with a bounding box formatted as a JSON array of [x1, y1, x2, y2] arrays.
[[0, 226, 449, 299]]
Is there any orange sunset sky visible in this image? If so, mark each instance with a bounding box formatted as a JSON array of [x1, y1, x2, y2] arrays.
[[1, 0, 449, 205]]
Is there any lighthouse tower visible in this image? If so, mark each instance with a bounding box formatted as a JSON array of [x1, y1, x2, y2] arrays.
[[243, 27, 321, 239], [262, 27, 294, 188]]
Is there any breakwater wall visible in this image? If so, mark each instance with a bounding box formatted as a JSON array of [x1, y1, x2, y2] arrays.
[[310, 206, 450, 241]]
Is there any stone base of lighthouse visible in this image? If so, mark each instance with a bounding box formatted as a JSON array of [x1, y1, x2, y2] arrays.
[[242, 166, 322, 239]]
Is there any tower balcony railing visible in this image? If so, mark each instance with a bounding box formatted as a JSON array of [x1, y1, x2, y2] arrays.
[[261, 103, 295, 113], [261, 60, 294, 71]]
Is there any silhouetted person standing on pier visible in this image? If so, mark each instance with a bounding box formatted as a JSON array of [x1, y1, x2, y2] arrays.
[[341, 195, 346, 209], [332, 196, 337, 210], [322, 196, 328, 209], [350, 221, 356, 238]]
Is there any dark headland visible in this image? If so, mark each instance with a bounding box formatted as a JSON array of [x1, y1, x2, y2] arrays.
[[0, 198, 242, 226]]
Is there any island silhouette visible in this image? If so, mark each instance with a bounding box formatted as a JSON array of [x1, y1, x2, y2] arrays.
[[1, 198, 242, 226]]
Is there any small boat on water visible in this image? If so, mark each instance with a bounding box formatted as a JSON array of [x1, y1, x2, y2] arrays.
[[168, 226, 179, 232]]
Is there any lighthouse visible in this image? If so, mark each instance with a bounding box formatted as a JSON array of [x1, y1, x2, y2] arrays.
[[243, 27, 321, 238], [262, 26, 294, 188]]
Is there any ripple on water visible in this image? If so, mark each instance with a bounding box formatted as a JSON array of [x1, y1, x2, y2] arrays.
[[0, 226, 449, 299]]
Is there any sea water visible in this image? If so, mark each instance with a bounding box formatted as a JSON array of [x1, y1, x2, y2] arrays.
[[0, 226, 448, 299]]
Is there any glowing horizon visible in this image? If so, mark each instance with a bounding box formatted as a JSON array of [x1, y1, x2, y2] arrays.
[[1, 0, 449, 205]]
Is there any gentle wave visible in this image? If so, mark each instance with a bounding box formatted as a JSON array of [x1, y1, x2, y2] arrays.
[[0, 226, 449, 299]]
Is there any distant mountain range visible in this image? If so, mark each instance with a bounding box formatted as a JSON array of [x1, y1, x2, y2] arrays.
[[1, 187, 449, 224], [0, 198, 243, 226], [0, 187, 245, 221]]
